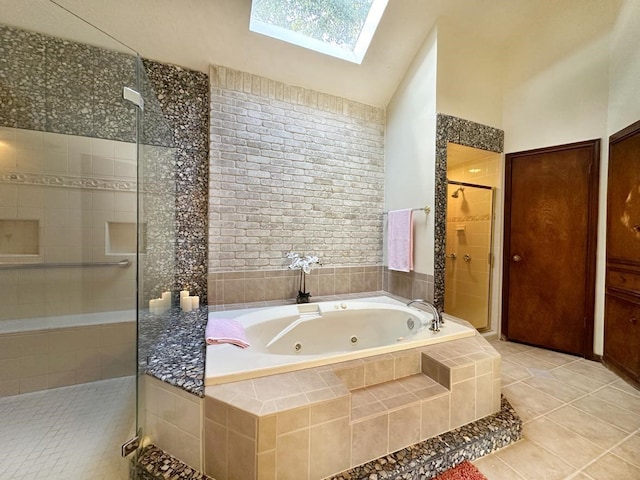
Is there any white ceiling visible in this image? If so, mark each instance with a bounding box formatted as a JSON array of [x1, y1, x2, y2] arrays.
[[0, 0, 619, 107]]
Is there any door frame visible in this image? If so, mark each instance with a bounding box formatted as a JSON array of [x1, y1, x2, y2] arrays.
[[501, 139, 600, 359]]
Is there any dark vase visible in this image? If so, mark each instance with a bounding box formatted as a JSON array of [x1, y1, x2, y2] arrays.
[[296, 291, 311, 304]]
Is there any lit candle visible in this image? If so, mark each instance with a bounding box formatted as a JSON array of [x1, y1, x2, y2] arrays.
[[191, 296, 200, 310], [180, 290, 189, 298]]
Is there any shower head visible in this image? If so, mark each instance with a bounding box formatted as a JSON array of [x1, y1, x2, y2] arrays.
[[451, 186, 464, 198]]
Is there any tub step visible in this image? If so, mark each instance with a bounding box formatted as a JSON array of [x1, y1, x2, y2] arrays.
[[350, 373, 448, 423]]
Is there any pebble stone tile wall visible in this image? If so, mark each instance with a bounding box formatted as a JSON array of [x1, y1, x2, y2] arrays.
[[141, 306, 208, 397], [143, 60, 210, 303], [433, 114, 504, 310], [0, 24, 137, 140]]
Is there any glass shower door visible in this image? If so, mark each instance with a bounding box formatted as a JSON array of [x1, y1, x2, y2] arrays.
[[444, 182, 495, 330], [0, 3, 142, 478], [134, 57, 177, 465]]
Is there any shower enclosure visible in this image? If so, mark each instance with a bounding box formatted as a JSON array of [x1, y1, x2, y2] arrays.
[[444, 181, 495, 331], [0, 2, 175, 477]]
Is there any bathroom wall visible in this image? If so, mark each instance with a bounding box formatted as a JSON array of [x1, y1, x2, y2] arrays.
[[608, 0, 640, 134], [208, 65, 385, 304], [435, 19, 504, 130], [384, 26, 437, 301]]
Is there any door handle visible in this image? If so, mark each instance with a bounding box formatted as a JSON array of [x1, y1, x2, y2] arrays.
[[512, 255, 522, 262]]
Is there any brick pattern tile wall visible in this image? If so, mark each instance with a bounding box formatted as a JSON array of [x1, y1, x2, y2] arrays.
[[208, 66, 385, 276]]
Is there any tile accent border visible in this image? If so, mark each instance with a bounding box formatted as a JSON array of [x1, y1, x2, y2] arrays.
[[207, 266, 383, 305], [0, 171, 136, 191], [434, 114, 504, 310]]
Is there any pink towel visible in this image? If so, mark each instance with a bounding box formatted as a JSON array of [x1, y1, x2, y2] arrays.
[[387, 209, 414, 272], [205, 317, 250, 348]]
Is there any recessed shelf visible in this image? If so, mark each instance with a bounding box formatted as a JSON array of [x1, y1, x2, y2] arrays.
[[106, 222, 145, 255], [0, 219, 39, 255]]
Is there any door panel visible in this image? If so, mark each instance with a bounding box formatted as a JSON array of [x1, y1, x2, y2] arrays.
[[503, 140, 600, 356]]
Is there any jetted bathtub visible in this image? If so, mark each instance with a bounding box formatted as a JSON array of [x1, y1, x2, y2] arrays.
[[205, 296, 476, 385]]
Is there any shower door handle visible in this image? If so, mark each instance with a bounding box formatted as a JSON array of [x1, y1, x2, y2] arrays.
[[512, 254, 522, 262]]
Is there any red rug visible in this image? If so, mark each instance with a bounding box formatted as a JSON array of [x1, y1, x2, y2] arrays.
[[433, 461, 488, 480]]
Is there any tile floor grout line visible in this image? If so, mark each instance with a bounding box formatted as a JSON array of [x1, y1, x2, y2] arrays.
[[572, 427, 640, 478]]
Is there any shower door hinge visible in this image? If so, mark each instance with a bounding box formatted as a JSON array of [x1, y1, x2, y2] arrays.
[[123, 87, 144, 111], [121, 434, 140, 457]]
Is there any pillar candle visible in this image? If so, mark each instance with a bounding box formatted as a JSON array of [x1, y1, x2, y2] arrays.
[[191, 296, 200, 309], [180, 290, 189, 299], [180, 296, 192, 312], [150, 299, 159, 314], [161, 291, 171, 309]]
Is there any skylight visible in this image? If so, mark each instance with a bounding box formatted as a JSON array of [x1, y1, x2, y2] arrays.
[[249, 0, 389, 64]]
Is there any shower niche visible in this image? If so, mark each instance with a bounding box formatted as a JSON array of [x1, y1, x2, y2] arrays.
[[0, 219, 39, 255]]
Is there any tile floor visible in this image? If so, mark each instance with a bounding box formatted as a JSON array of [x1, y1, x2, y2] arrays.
[[474, 340, 640, 480], [0, 376, 135, 480]]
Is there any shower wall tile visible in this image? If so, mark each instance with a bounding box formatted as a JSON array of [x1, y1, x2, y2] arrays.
[[0, 321, 135, 397], [0, 128, 139, 320]]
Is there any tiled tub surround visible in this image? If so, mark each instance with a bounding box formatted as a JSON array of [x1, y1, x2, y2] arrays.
[[204, 332, 502, 480], [135, 394, 519, 480], [208, 266, 383, 305], [206, 267, 436, 308], [136, 294, 519, 480], [384, 268, 435, 304], [0, 315, 135, 397]]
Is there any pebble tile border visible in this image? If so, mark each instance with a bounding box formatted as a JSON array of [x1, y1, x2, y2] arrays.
[[133, 395, 520, 479], [132, 444, 213, 480], [141, 306, 209, 397]]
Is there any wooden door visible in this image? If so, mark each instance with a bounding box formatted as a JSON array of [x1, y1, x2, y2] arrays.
[[502, 140, 600, 357]]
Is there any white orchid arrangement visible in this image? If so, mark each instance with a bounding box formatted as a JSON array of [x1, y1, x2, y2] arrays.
[[286, 251, 321, 302]]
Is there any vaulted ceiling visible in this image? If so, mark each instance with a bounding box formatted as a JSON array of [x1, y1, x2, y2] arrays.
[[0, 0, 619, 107]]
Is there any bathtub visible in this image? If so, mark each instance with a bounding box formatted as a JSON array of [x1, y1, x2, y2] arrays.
[[205, 296, 476, 385]]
